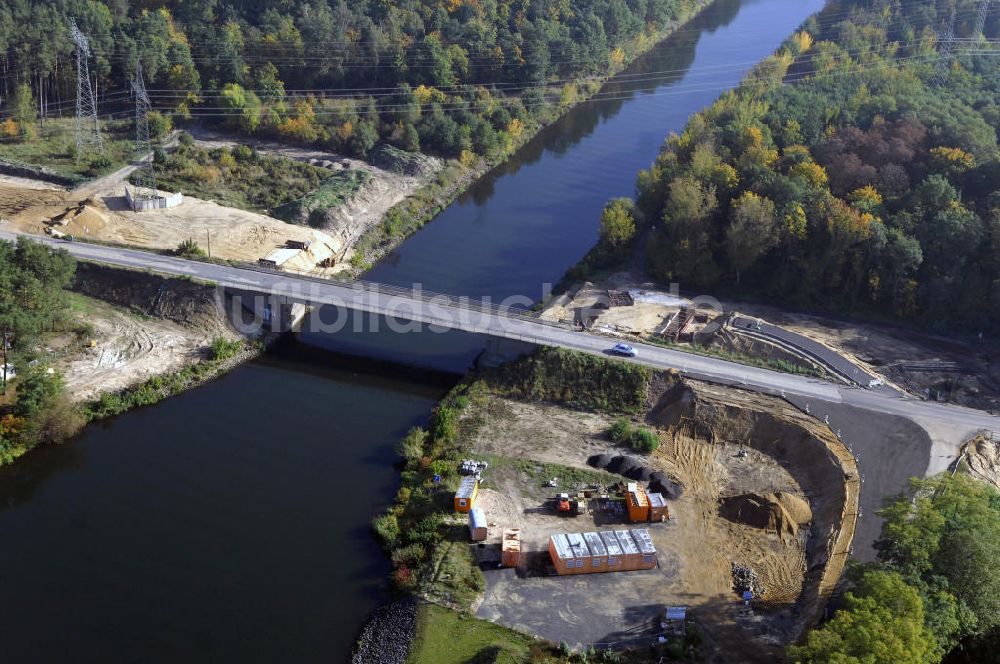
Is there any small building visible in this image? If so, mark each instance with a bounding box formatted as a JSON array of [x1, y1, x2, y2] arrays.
[[648, 492, 669, 522], [583, 532, 608, 572], [454, 476, 479, 513], [468, 507, 487, 541], [615, 529, 641, 571], [549, 533, 591, 575], [501, 528, 522, 568], [601, 530, 624, 570], [626, 482, 650, 523], [631, 528, 658, 569]]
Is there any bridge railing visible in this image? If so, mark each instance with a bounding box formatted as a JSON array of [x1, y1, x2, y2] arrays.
[[233, 261, 575, 330]]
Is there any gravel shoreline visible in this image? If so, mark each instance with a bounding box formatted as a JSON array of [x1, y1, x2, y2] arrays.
[[351, 598, 418, 664]]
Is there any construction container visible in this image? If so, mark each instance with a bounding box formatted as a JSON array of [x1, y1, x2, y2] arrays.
[[615, 529, 641, 571], [454, 476, 479, 513], [626, 482, 650, 523], [468, 507, 488, 541], [564, 533, 591, 575], [549, 533, 591, 575], [501, 528, 522, 568], [648, 492, 669, 522], [601, 530, 624, 570], [583, 532, 608, 572], [631, 528, 658, 569]]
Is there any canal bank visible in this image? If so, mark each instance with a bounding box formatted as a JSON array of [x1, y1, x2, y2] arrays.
[[0, 1, 827, 661]]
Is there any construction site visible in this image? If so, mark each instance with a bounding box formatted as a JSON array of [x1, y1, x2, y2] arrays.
[[441, 374, 858, 661], [543, 273, 1000, 408]]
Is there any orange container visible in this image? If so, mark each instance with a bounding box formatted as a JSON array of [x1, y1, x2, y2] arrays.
[[626, 482, 650, 523], [631, 528, 658, 569], [614, 529, 641, 571], [501, 528, 522, 568], [453, 476, 479, 513]]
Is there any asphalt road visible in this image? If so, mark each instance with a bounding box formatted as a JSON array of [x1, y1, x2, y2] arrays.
[[5, 229, 998, 437]]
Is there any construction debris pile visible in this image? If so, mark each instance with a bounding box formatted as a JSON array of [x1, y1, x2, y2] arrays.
[[731, 563, 765, 599]]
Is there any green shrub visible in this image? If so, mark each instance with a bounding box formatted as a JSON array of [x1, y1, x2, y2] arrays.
[[232, 144, 254, 161], [372, 513, 400, 548], [209, 337, 243, 361], [630, 427, 660, 453], [178, 131, 194, 147], [396, 426, 428, 460], [175, 238, 206, 259], [609, 417, 632, 443], [86, 154, 113, 176]]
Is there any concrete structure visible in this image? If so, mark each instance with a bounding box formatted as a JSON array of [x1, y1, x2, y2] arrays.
[[124, 186, 182, 212], [501, 528, 521, 568], [454, 476, 479, 513], [468, 507, 487, 541]]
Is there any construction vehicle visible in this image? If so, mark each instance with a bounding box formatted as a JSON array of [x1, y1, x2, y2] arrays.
[[555, 492, 580, 516]]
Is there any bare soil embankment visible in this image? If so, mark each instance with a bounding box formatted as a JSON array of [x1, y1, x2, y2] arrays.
[[57, 263, 245, 401]]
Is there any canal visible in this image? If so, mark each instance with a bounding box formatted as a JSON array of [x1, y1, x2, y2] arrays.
[[0, 0, 825, 661]]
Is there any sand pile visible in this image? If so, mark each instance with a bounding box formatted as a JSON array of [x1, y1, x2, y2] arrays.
[[48, 199, 113, 235], [719, 492, 812, 540]]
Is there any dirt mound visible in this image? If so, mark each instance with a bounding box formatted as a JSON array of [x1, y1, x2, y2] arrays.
[[587, 453, 613, 469], [649, 472, 684, 499], [54, 200, 111, 234], [961, 434, 1000, 490], [649, 382, 696, 430], [607, 456, 641, 476], [774, 491, 812, 525], [719, 492, 811, 541]]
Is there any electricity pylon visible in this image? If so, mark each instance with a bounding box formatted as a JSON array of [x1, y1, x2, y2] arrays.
[[130, 59, 157, 204], [69, 18, 102, 158]]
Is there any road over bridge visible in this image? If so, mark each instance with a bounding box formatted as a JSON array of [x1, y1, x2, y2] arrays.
[[5, 229, 998, 447]]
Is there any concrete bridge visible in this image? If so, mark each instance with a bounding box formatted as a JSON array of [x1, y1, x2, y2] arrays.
[[5, 229, 999, 460]]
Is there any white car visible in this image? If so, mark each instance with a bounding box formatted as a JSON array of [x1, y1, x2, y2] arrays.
[[610, 343, 637, 357]]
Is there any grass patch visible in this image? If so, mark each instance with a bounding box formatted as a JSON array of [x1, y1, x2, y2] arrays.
[[484, 454, 620, 502], [145, 143, 356, 215], [484, 347, 651, 413], [272, 168, 369, 225], [644, 335, 828, 379], [0, 118, 133, 182], [407, 603, 542, 664]]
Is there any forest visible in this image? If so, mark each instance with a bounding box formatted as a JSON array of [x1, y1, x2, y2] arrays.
[[584, 0, 1000, 331], [0, 0, 704, 161]]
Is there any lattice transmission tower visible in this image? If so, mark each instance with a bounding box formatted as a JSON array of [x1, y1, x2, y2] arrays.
[[130, 59, 158, 203], [69, 18, 102, 158], [935, 3, 958, 85], [975, 0, 993, 37]]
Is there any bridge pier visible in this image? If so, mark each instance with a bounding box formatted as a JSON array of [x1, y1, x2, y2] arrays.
[[226, 288, 310, 334], [477, 336, 537, 368]]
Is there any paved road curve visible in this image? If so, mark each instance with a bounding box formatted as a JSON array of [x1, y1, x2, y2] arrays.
[[5, 229, 998, 437]]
